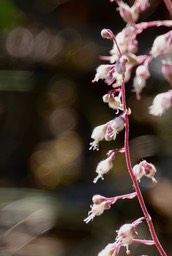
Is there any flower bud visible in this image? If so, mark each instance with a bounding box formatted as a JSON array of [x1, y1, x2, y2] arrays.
[[101, 29, 114, 40]]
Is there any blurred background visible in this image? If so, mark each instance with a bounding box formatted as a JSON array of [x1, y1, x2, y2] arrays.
[[0, 0, 172, 255]]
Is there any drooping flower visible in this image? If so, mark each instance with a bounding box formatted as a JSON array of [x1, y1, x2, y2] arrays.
[[150, 30, 172, 57], [133, 65, 150, 100], [140, 160, 157, 183], [116, 217, 144, 253], [133, 160, 157, 183], [149, 90, 172, 116], [89, 124, 107, 150], [117, 1, 139, 24], [102, 93, 123, 111], [93, 156, 113, 183], [84, 192, 137, 223], [92, 64, 116, 85]]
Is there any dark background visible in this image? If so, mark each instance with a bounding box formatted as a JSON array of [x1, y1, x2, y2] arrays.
[[0, 0, 171, 255]]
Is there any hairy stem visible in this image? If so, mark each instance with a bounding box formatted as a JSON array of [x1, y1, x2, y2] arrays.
[[121, 75, 167, 256]]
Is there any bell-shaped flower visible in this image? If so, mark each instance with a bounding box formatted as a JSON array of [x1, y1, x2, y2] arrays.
[[116, 217, 144, 253], [117, 1, 138, 24], [133, 65, 150, 100], [150, 30, 172, 57], [89, 124, 107, 150], [103, 93, 123, 112], [93, 156, 113, 183], [140, 160, 157, 183], [133, 160, 157, 183], [92, 64, 116, 85], [149, 90, 172, 116]]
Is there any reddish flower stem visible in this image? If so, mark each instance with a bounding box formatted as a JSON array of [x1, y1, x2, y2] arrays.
[[121, 75, 167, 256]]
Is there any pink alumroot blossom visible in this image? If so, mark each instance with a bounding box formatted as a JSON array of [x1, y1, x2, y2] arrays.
[[90, 115, 126, 151], [116, 217, 144, 253], [132, 65, 150, 100], [102, 93, 124, 111], [150, 30, 172, 57], [84, 193, 137, 223], [149, 90, 172, 116], [162, 59, 172, 86], [89, 124, 107, 150], [133, 160, 157, 183], [92, 64, 116, 85], [117, 1, 139, 24], [93, 156, 113, 183]]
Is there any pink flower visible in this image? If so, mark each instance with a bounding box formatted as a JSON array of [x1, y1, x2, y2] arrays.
[[92, 64, 116, 85], [102, 93, 123, 111], [140, 160, 157, 183], [150, 30, 172, 57], [116, 217, 144, 253], [149, 90, 172, 116], [84, 192, 136, 223], [93, 156, 113, 183], [133, 65, 150, 100], [132, 163, 145, 182], [117, 1, 138, 24], [133, 160, 157, 183], [89, 124, 107, 150]]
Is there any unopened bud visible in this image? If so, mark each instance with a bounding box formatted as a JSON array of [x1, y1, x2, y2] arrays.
[[101, 29, 114, 40]]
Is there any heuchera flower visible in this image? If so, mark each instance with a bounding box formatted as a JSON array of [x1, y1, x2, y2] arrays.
[[90, 115, 126, 151], [84, 192, 137, 223], [89, 124, 107, 150], [115, 217, 144, 253], [133, 160, 157, 183], [133, 65, 150, 100], [140, 160, 157, 183], [93, 156, 113, 183], [92, 64, 116, 85], [132, 163, 145, 182], [117, 1, 139, 24], [149, 90, 172, 116], [150, 30, 172, 57], [102, 93, 123, 111]]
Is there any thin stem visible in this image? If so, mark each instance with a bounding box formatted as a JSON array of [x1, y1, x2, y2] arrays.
[[121, 75, 167, 256]]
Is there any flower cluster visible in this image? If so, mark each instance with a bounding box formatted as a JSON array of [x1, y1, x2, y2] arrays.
[[85, 0, 170, 255]]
